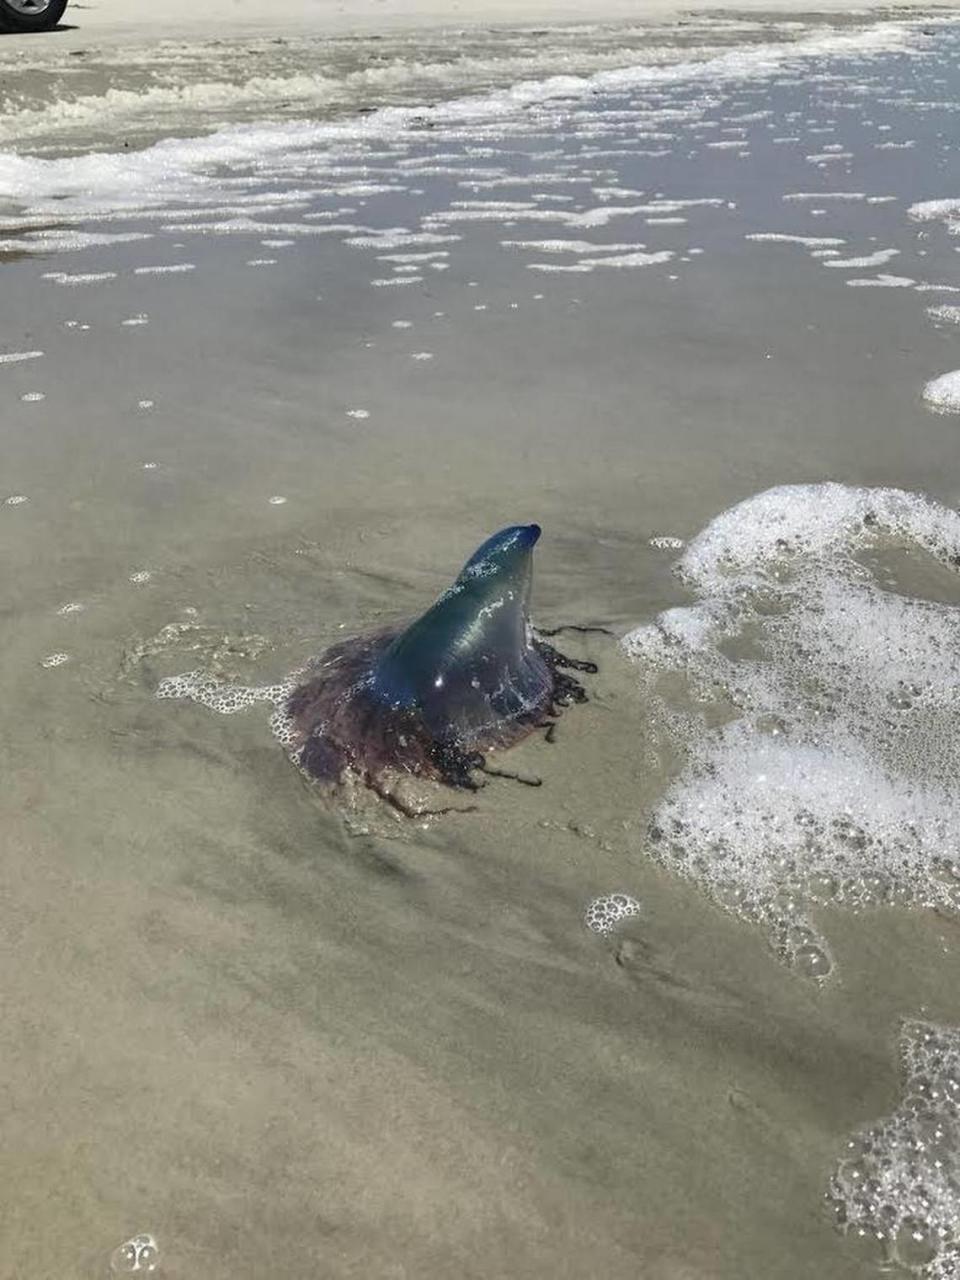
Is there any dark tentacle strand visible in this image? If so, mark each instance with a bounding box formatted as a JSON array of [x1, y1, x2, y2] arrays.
[[534, 638, 598, 676], [477, 761, 543, 787], [368, 774, 480, 819], [427, 740, 487, 791], [533, 638, 595, 715], [536, 624, 615, 638]]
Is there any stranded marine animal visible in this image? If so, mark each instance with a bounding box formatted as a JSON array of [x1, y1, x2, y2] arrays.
[[157, 524, 597, 816], [284, 524, 596, 811]]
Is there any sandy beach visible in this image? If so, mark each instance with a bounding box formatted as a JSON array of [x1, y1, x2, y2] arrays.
[[51, 0, 954, 39], [2, 4, 960, 1279]]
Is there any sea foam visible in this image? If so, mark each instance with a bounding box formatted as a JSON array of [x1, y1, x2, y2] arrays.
[[0, 19, 920, 240], [829, 1020, 960, 1277], [622, 484, 960, 976]]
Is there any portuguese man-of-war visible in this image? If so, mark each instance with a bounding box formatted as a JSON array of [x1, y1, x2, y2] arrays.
[[157, 524, 597, 815]]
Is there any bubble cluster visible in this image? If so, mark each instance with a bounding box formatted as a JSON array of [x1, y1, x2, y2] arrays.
[[5, 494, 29, 506], [156, 669, 290, 714], [622, 484, 960, 974], [128, 571, 152, 584], [109, 1232, 159, 1274], [649, 535, 685, 550], [923, 370, 960, 415], [584, 893, 642, 935], [828, 1021, 960, 1277], [927, 306, 960, 326], [40, 652, 70, 668]]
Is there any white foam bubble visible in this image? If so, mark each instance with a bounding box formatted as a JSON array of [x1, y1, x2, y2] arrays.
[[622, 483, 960, 974], [592, 186, 646, 200], [0, 350, 43, 365], [825, 247, 900, 269], [746, 233, 845, 246], [928, 305, 960, 324], [501, 239, 646, 254], [805, 150, 854, 163], [109, 1231, 159, 1275], [568, 205, 659, 229], [40, 653, 70, 669], [584, 893, 642, 935], [846, 275, 915, 288], [581, 249, 674, 269], [783, 192, 868, 202], [643, 199, 725, 211], [923, 370, 960, 413], [0, 229, 150, 254], [909, 198, 960, 225], [42, 271, 117, 286], [527, 263, 593, 273], [377, 251, 449, 264], [132, 263, 196, 276], [156, 670, 298, 748], [829, 1020, 960, 1277], [347, 232, 461, 248]]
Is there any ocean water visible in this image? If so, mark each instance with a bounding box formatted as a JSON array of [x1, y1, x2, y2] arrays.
[[2, 10, 960, 1278]]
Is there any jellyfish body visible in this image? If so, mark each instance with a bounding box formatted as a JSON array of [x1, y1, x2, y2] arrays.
[[285, 524, 589, 799]]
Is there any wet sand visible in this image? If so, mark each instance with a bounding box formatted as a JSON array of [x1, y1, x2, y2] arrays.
[[2, 10, 960, 1280]]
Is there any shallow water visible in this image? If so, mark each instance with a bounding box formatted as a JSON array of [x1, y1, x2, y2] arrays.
[[0, 12, 913, 155], [2, 10, 960, 1279]]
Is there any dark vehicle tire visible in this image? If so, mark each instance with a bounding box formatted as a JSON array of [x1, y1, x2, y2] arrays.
[[0, 0, 68, 31]]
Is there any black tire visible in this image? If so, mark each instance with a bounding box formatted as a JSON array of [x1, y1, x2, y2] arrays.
[[0, 0, 68, 31]]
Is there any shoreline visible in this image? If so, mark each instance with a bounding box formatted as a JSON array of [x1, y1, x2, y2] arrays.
[[0, 3, 939, 161]]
